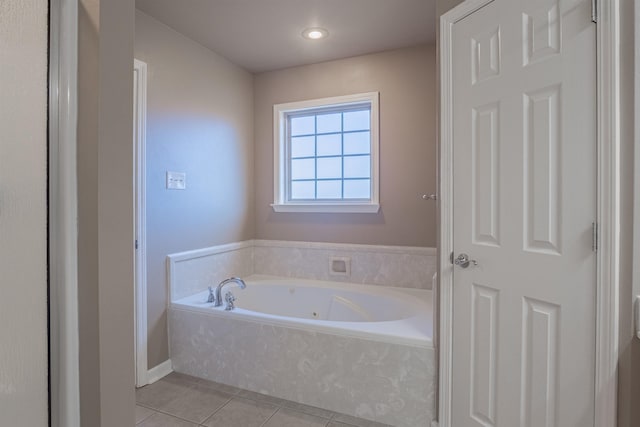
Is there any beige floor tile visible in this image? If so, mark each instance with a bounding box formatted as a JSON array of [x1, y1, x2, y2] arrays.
[[136, 380, 191, 410], [137, 412, 199, 427], [279, 400, 335, 419], [161, 372, 201, 387], [236, 389, 287, 406], [331, 413, 392, 427], [135, 405, 156, 424], [263, 408, 330, 427], [158, 384, 232, 424], [327, 422, 358, 427], [201, 397, 278, 427], [196, 378, 242, 396]]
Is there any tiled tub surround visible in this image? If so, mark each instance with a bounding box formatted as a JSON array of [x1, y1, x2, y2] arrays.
[[169, 242, 254, 301], [252, 240, 436, 289], [166, 241, 436, 426], [169, 276, 435, 427], [168, 240, 437, 302]]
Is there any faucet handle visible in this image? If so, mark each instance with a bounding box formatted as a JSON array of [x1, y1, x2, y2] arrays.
[[207, 286, 215, 303], [224, 291, 236, 311]]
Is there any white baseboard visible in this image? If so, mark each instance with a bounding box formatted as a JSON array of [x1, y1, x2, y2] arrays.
[[147, 359, 172, 385]]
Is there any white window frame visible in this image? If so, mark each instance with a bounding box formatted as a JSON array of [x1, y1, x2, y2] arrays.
[[272, 92, 380, 213]]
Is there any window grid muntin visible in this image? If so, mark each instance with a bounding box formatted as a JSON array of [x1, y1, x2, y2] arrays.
[[287, 105, 371, 202]]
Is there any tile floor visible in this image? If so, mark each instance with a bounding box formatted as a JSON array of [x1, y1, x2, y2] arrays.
[[136, 372, 392, 427]]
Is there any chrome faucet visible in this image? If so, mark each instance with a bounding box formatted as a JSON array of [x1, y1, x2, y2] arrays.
[[213, 277, 246, 307]]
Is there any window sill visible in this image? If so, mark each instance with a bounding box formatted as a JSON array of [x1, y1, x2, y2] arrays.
[[271, 203, 380, 213]]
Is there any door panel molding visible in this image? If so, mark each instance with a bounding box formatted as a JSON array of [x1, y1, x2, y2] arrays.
[[438, 1, 620, 426], [520, 297, 560, 427], [470, 283, 499, 426]]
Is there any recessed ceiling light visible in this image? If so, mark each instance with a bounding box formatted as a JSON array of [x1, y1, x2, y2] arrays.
[[302, 27, 329, 40]]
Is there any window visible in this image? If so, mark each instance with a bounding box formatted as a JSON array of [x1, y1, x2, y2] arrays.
[[272, 92, 379, 213]]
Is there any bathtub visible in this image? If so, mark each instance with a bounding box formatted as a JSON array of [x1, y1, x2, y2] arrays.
[[169, 275, 435, 426]]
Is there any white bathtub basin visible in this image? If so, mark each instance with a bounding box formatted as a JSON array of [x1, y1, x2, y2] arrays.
[[172, 274, 433, 348]]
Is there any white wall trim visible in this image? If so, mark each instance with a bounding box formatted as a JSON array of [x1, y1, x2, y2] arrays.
[[167, 240, 254, 264], [146, 359, 173, 385], [438, 1, 620, 426], [271, 203, 380, 213], [253, 239, 437, 256], [594, 0, 620, 425], [438, 3, 495, 425], [49, 0, 80, 426], [134, 59, 149, 388], [437, 3, 482, 426]]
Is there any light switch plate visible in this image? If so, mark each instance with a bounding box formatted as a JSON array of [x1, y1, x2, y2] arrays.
[[166, 171, 186, 190]]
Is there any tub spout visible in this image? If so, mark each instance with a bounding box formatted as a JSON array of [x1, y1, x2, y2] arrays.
[[214, 277, 246, 307]]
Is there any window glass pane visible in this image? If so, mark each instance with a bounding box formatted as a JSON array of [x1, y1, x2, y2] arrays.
[[291, 158, 315, 180], [343, 110, 370, 131], [343, 131, 370, 155], [317, 157, 342, 179], [291, 181, 315, 199], [291, 136, 315, 158], [290, 115, 315, 136], [317, 180, 342, 199], [344, 179, 370, 199], [282, 98, 377, 205], [317, 134, 341, 156], [316, 113, 342, 134], [344, 155, 370, 178]]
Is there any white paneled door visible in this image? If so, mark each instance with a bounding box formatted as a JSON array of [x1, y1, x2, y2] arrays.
[[451, 0, 596, 426]]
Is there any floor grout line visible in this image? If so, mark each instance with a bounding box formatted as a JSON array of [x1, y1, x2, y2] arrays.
[[135, 406, 157, 426], [145, 407, 202, 424], [258, 406, 281, 427], [199, 395, 236, 426]]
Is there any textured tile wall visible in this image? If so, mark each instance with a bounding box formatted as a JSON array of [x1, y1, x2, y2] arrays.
[[168, 240, 436, 301], [169, 307, 435, 427], [253, 240, 436, 289], [169, 243, 254, 301]]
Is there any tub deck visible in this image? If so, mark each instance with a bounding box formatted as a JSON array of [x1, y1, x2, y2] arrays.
[[169, 275, 436, 427], [172, 275, 433, 348]]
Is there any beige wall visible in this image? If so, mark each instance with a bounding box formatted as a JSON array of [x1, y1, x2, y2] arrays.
[[0, 0, 49, 425], [77, 0, 136, 425], [98, 0, 136, 425], [77, 1, 100, 423], [436, 0, 464, 16], [135, 11, 255, 368], [254, 45, 437, 247]]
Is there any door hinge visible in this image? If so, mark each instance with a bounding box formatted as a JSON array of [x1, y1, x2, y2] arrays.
[[135, 239, 139, 250], [450, 251, 454, 265], [592, 222, 598, 252], [592, 0, 598, 23]]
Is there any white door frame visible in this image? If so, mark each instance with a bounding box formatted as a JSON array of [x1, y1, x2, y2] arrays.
[[438, 1, 620, 426], [49, 0, 80, 426], [133, 58, 149, 388]]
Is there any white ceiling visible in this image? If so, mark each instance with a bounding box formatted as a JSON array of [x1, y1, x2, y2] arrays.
[[135, 0, 436, 73]]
